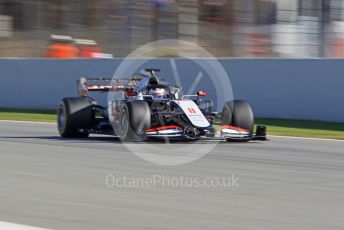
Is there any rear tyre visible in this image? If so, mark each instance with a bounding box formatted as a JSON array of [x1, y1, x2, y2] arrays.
[[222, 100, 254, 133], [57, 97, 93, 138], [118, 101, 151, 141]]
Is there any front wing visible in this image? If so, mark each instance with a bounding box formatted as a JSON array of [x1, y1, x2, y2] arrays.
[[144, 125, 267, 142]]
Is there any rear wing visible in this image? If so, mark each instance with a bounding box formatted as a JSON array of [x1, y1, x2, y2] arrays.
[[77, 76, 143, 96]]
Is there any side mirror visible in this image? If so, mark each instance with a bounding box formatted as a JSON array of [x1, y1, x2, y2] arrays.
[[197, 91, 207, 97]]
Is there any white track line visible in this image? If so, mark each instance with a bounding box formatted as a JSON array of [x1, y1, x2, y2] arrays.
[[0, 120, 55, 125], [269, 135, 344, 142], [0, 221, 52, 230]]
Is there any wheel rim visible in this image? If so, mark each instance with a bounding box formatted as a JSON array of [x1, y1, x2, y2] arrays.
[[222, 109, 231, 125], [119, 109, 128, 136], [58, 106, 65, 130]]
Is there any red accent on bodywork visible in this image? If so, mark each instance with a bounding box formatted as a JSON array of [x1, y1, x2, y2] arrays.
[[197, 91, 207, 97], [87, 85, 100, 90], [87, 85, 125, 90], [87, 85, 113, 90], [126, 91, 138, 97], [221, 125, 248, 132], [146, 125, 182, 132], [187, 108, 197, 114]]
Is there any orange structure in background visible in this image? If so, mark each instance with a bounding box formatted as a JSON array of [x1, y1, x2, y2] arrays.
[[46, 43, 79, 58], [75, 39, 101, 58], [331, 38, 344, 58], [45, 35, 78, 58], [245, 34, 272, 57], [45, 35, 101, 58]]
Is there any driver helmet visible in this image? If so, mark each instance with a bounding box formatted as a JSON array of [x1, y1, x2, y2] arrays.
[[150, 88, 166, 99]]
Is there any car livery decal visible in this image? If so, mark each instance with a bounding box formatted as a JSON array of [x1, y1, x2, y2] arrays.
[[145, 125, 183, 136], [221, 125, 250, 138], [221, 125, 248, 132], [173, 100, 210, 128]]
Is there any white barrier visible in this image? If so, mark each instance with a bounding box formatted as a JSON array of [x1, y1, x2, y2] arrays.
[[0, 58, 343, 122]]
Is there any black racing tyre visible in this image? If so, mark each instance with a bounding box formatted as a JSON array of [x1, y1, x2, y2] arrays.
[[221, 100, 254, 133], [57, 97, 93, 138], [118, 101, 151, 141]]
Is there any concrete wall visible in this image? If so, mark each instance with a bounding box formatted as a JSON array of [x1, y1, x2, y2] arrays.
[[0, 58, 343, 122]]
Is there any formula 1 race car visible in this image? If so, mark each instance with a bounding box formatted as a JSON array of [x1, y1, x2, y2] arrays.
[[57, 69, 266, 142]]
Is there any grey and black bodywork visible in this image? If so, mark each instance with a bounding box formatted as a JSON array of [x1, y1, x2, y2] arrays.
[[57, 69, 267, 142]]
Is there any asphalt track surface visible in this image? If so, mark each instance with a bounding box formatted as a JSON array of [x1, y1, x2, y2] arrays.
[[0, 121, 343, 230]]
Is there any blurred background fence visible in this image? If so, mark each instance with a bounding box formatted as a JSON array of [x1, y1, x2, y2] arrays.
[[1, 0, 344, 58]]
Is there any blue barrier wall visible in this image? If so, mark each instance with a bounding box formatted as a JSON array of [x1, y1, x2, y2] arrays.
[[0, 58, 343, 122]]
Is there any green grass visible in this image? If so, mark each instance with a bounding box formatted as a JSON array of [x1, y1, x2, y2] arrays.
[[255, 118, 344, 140], [0, 109, 344, 140], [0, 109, 56, 123]]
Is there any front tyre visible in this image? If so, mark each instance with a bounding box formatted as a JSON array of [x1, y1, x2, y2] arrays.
[[222, 100, 254, 133], [118, 101, 151, 141], [57, 97, 93, 138]]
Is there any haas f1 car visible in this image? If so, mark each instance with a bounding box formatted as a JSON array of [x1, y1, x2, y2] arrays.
[[57, 69, 267, 142]]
